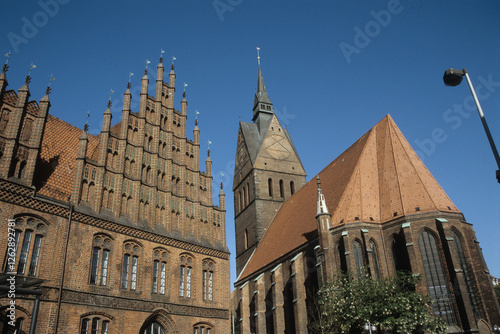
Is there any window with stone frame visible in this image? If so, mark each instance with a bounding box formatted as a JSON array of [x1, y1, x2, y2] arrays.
[[0, 108, 10, 133], [418, 230, 457, 326], [352, 239, 366, 279], [89, 234, 112, 286], [3, 216, 47, 277], [202, 259, 215, 301], [143, 321, 166, 334], [179, 254, 193, 298], [193, 323, 213, 334], [152, 248, 168, 295], [121, 241, 141, 290], [80, 315, 110, 334], [368, 239, 381, 280]]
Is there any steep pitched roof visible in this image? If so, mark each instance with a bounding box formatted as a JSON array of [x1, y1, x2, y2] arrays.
[[35, 114, 100, 202], [236, 114, 460, 283]]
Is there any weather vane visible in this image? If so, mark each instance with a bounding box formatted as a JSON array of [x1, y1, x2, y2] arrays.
[[195, 110, 200, 120], [160, 49, 165, 61], [84, 110, 90, 132], [48, 74, 55, 87], [256, 46, 261, 66], [3, 51, 11, 72], [219, 172, 224, 186], [184, 82, 188, 92], [208, 140, 212, 150], [128, 72, 134, 82], [172, 56, 176, 65], [108, 89, 115, 107]]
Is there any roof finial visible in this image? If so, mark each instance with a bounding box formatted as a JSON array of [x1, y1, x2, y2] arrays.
[[108, 89, 115, 107], [219, 172, 225, 188], [84, 110, 90, 132], [128, 72, 134, 89], [26, 62, 36, 84], [171, 56, 176, 70], [256, 46, 261, 66], [145, 59, 150, 75], [195, 110, 200, 120], [3, 51, 11, 73], [160, 49, 165, 63], [46, 74, 55, 95], [208, 139, 212, 151]]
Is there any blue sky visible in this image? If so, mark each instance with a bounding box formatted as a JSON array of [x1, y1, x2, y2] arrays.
[[1, 1, 499, 286]]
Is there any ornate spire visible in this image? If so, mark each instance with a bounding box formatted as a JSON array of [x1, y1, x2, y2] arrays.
[[316, 176, 330, 217], [253, 48, 273, 121]]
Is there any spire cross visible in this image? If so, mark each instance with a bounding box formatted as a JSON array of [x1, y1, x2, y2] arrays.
[[27, 62, 37, 77], [84, 110, 90, 132], [48, 74, 55, 87], [108, 89, 115, 107], [3, 51, 11, 72], [256, 47, 261, 66]]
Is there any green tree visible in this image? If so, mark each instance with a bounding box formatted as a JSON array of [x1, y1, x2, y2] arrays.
[[308, 272, 447, 334]]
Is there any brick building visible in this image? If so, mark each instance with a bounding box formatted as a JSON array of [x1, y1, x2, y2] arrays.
[[232, 64, 500, 333], [0, 57, 230, 333]]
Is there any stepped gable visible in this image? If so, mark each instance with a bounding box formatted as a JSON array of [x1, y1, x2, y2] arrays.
[[236, 114, 460, 283], [36, 114, 99, 202]]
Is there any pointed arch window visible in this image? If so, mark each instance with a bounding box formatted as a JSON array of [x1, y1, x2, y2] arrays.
[[268, 178, 273, 198], [202, 259, 215, 301], [152, 249, 168, 295], [368, 239, 381, 279], [90, 235, 112, 286], [143, 322, 165, 334], [180, 254, 193, 298], [122, 241, 140, 290], [279, 179, 284, 199], [352, 240, 365, 279], [451, 229, 483, 319], [418, 230, 457, 326]]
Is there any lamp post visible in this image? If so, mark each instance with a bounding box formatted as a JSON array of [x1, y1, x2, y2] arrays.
[[363, 322, 377, 334], [443, 68, 500, 184]]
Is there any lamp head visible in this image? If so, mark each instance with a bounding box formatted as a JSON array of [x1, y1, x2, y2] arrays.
[[443, 68, 466, 86]]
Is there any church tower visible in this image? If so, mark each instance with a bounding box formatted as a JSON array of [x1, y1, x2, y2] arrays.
[[233, 58, 306, 275]]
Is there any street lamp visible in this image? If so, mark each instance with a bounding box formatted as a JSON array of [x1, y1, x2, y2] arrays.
[[493, 324, 500, 333], [443, 68, 500, 184], [363, 322, 377, 334]]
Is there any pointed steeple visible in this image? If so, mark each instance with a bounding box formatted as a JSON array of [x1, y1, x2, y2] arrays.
[[316, 176, 330, 217], [252, 50, 273, 121]]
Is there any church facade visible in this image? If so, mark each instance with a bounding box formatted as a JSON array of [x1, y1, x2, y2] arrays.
[[0, 58, 230, 333], [232, 65, 500, 333]]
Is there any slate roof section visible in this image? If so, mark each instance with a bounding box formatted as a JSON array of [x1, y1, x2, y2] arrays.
[[236, 114, 460, 283], [35, 114, 100, 202]]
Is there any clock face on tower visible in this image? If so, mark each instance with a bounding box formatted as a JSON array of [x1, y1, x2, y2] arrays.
[[264, 134, 291, 159]]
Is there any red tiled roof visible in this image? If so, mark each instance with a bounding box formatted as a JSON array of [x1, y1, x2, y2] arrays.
[[36, 115, 99, 201], [236, 115, 459, 283]]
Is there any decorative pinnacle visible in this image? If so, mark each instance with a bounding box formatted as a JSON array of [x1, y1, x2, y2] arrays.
[[195, 119, 198, 126], [45, 87, 52, 95], [46, 74, 55, 94], [207, 149, 210, 157], [220, 182, 224, 190]]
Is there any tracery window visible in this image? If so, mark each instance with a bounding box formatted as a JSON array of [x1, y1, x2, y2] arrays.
[[179, 254, 193, 298], [122, 241, 140, 290], [352, 240, 365, 279], [3, 216, 47, 277], [152, 249, 168, 295], [80, 316, 110, 334], [89, 234, 111, 286], [368, 239, 381, 279], [418, 230, 457, 326], [202, 259, 215, 301]]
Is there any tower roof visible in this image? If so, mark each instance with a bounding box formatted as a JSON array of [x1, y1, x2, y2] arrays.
[[253, 65, 273, 121], [236, 114, 460, 283]]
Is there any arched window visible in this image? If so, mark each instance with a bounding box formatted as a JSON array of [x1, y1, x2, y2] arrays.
[[279, 179, 284, 199], [290, 181, 295, 195], [352, 240, 365, 279], [180, 254, 193, 298], [418, 230, 457, 326], [90, 234, 112, 286], [451, 229, 483, 319], [243, 185, 247, 207], [202, 260, 215, 302], [80, 316, 110, 334], [122, 241, 140, 290], [368, 239, 381, 279], [238, 190, 242, 212], [143, 321, 165, 334], [244, 229, 249, 249], [245, 182, 250, 205], [391, 233, 411, 272], [3, 217, 47, 277], [193, 323, 213, 334], [152, 249, 168, 295], [268, 178, 273, 198], [0, 108, 10, 133]]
